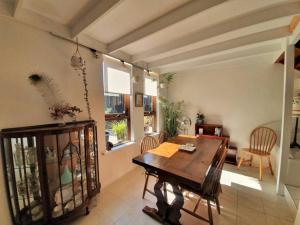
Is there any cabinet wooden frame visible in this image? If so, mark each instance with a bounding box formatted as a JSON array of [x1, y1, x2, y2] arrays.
[[0, 120, 100, 225]]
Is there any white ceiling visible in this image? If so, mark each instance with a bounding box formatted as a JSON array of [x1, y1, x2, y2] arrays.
[[22, 0, 98, 25], [85, 0, 191, 43], [1, 0, 300, 72]]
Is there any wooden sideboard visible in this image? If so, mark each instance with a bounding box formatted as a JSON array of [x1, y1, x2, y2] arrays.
[[195, 123, 237, 165]]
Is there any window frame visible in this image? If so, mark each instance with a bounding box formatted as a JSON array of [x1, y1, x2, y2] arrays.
[[105, 93, 131, 142], [103, 56, 132, 147]]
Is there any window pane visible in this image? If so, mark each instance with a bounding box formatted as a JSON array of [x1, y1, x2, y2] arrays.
[[143, 95, 152, 112], [144, 115, 154, 134], [105, 119, 129, 147], [105, 93, 125, 114]]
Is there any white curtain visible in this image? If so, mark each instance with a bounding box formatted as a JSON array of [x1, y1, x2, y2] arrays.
[[103, 56, 131, 94], [144, 77, 157, 96]]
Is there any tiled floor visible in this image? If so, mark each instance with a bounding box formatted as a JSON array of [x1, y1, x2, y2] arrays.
[[71, 164, 295, 225], [287, 185, 300, 209]]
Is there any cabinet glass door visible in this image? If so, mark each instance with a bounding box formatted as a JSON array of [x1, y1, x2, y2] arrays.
[[87, 126, 99, 194], [44, 129, 88, 219], [5, 136, 44, 225]]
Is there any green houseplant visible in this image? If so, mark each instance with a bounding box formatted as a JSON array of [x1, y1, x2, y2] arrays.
[[112, 120, 127, 141], [159, 73, 175, 88], [196, 112, 205, 125], [159, 97, 184, 137]]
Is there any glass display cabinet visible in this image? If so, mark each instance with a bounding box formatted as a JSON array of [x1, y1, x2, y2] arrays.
[[0, 120, 100, 225]]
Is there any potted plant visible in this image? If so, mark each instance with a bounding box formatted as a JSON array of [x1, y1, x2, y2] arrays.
[[159, 97, 184, 138], [196, 113, 205, 125], [159, 73, 175, 88], [112, 120, 126, 142]]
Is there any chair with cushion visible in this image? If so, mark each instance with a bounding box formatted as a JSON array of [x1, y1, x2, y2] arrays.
[[140, 136, 159, 198], [237, 126, 277, 180]]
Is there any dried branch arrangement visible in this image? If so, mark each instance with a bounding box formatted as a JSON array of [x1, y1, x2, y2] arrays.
[[49, 103, 82, 120], [29, 74, 82, 122], [71, 39, 92, 120]]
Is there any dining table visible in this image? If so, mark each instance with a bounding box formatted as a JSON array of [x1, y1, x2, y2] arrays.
[[132, 135, 223, 225]]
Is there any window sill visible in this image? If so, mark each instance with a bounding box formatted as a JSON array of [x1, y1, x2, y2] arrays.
[[104, 141, 136, 154]]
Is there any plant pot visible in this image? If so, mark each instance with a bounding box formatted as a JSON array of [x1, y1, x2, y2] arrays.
[[160, 83, 167, 88], [196, 119, 204, 125]]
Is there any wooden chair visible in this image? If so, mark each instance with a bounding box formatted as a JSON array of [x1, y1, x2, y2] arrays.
[[237, 126, 277, 180], [183, 140, 228, 225], [182, 137, 228, 225], [140, 136, 159, 199], [158, 130, 167, 144]]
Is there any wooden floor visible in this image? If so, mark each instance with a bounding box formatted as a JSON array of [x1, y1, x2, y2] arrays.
[[71, 164, 295, 225]]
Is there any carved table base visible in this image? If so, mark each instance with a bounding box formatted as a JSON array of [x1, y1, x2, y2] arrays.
[[142, 177, 184, 225]]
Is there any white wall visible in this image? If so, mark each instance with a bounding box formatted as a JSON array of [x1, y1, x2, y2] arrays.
[[167, 56, 284, 172], [0, 17, 144, 225]]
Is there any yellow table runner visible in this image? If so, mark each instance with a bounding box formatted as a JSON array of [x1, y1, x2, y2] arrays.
[[148, 142, 179, 158]]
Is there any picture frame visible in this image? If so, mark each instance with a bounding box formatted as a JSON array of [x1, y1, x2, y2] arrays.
[[135, 92, 143, 107]]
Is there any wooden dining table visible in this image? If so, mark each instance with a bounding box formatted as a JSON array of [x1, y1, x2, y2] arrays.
[[132, 135, 223, 225]]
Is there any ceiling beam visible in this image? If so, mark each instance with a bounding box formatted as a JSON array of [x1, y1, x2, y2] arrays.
[[71, 0, 122, 38], [149, 26, 290, 69], [133, 1, 300, 62], [13, 0, 23, 17], [159, 43, 281, 73], [289, 15, 300, 33], [290, 16, 300, 45], [107, 0, 226, 53]]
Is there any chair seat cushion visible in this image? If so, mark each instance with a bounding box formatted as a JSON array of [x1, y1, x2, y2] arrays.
[[240, 148, 270, 156]]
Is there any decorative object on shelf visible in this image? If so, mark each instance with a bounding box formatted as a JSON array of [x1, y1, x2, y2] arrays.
[[71, 38, 92, 120], [195, 123, 223, 136], [159, 72, 175, 88], [178, 115, 192, 135], [26, 147, 37, 165], [60, 165, 72, 186], [31, 204, 43, 221], [14, 143, 22, 167], [196, 112, 205, 125], [215, 127, 222, 136], [45, 147, 57, 162], [1, 121, 100, 225], [159, 97, 184, 138], [135, 92, 143, 107], [17, 180, 27, 196]]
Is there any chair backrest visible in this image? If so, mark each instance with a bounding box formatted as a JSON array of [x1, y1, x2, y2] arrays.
[[249, 126, 277, 154], [201, 143, 228, 198], [140, 136, 159, 154], [158, 131, 167, 144]]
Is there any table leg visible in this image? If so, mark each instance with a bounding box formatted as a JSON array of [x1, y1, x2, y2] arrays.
[[142, 177, 184, 225]]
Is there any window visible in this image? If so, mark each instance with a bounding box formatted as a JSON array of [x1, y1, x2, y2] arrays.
[[144, 77, 158, 134], [103, 57, 131, 149]]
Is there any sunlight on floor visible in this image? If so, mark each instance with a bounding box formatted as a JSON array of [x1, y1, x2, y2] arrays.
[[70, 164, 295, 225], [220, 169, 262, 191]]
